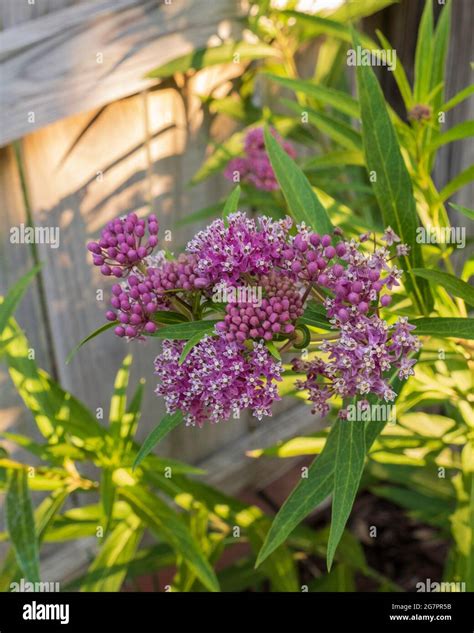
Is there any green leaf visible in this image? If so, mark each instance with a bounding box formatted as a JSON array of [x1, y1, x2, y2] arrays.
[[0, 264, 41, 337], [265, 340, 281, 361], [179, 331, 208, 365], [428, 121, 474, 151], [303, 150, 364, 170], [6, 470, 40, 582], [449, 202, 474, 221], [412, 268, 474, 306], [153, 310, 188, 325], [151, 319, 219, 340], [100, 469, 116, 536], [266, 74, 359, 118], [375, 30, 412, 108], [255, 420, 339, 567], [145, 41, 278, 79], [283, 99, 362, 151], [330, 0, 396, 20], [132, 411, 183, 470], [327, 418, 366, 570], [263, 125, 333, 233], [81, 513, 143, 592], [66, 321, 115, 364], [2, 319, 105, 445], [148, 473, 299, 591], [410, 317, 474, 340], [222, 185, 241, 220], [354, 30, 431, 314], [120, 379, 144, 448], [414, 0, 433, 103], [0, 487, 69, 590], [441, 84, 474, 113], [429, 0, 451, 113], [119, 485, 219, 592], [440, 164, 474, 201], [109, 354, 132, 437], [281, 10, 377, 48], [256, 367, 408, 567], [190, 130, 246, 185], [298, 301, 332, 330]]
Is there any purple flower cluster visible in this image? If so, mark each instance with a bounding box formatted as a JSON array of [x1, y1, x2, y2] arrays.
[[148, 253, 208, 293], [224, 127, 296, 191], [292, 315, 419, 417], [106, 275, 161, 338], [215, 272, 303, 343], [87, 213, 159, 277], [90, 207, 419, 427], [106, 253, 208, 339], [155, 337, 282, 426], [187, 212, 293, 284]]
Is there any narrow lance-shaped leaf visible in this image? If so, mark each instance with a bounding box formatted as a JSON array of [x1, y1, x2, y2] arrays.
[[327, 414, 366, 570], [440, 164, 474, 202], [428, 121, 474, 152], [120, 379, 145, 447], [133, 410, 183, 470], [256, 367, 408, 567], [109, 354, 132, 439], [222, 185, 241, 220], [413, 0, 433, 103], [263, 125, 333, 233], [410, 317, 474, 340], [101, 469, 116, 536], [353, 30, 432, 314], [255, 420, 339, 567], [282, 99, 363, 152], [66, 321, 115, 364], [145, 41, 279, 79], [441, 84, 474, 114], [119, 485, 219, 592], [449, 202, 474, 222], [6, 470, 40, 582], [376, 30, 412, 108], [280, 10, 378, 48], [429, 0, 451, 114], [81, 513, 143, 592], [412, 269, 474, 306], [265, 74, 359, 119], [179, 332, 208, 365], [0, 264, 42, 336], [150, 319, 219, 340], [0, 487, 69, 591]]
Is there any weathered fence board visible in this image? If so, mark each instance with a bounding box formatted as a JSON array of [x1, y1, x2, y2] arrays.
[[0, 145, 54, 437], [0, 0, 240, 145], [18, 83, 249, 463]]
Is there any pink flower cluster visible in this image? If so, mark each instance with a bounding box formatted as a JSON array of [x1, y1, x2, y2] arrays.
[[292, 315, 419, 417], [224, 127, 296, 191], [87, 213, 159, 277], [89, 208, 419, 426], [155, 338, 282, 426], [187, 212, 293, 285], [215, 272, 303, 343]]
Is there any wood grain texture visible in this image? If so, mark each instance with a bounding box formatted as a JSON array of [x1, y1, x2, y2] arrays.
[[18, 80, 247, 463], [0, 0, 240, 145], [0, 0, 82, 29]]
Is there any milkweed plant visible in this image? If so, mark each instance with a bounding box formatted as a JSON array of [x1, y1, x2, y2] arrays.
[[1, 0, 473, 590]]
